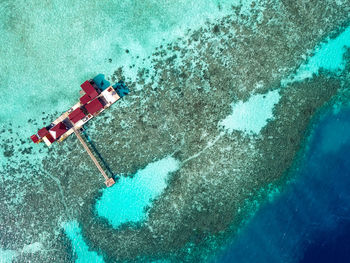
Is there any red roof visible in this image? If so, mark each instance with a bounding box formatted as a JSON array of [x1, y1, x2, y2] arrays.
[[31, 134, 39, 143], [80, 94, 91, 104], [46, 133, 55, 143], [85, 98, 103, 115], [81, 81, 98, 98], [68, 108, 86, 124], [49, 122, 68, 139], [38, 127, 49, 138]]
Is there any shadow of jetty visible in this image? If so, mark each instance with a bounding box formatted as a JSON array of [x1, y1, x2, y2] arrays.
[[81, 130, 117, 180]]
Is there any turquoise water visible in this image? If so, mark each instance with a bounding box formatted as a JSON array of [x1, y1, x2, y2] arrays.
[[0, 242, 43, 262], [62, 221, 104, 263], [0, 1, 245, 259], [0, 248, 17, 263], [219, 89, 281, 134], [61, 156, 179, 263], [96, 156, 179, 228], [1, 1, 349, 262], [0, 0, 242, 127], [282, 26, 350, 86]]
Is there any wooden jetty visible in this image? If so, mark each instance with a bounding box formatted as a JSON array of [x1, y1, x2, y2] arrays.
[[73, 127, 115, 187], [30, 77, 128, 187]]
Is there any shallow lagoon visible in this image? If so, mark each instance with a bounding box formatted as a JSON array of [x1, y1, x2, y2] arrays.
[[96, 156, 179, 228], [220, 89, 281, 134], [282, 26, 350, 86], [0, 0, 244, 126], [63, 156, 179, 263], [62, 221, 104, 263]]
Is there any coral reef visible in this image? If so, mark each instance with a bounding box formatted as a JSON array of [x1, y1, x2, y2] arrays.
[[1, 0, 350, 262]]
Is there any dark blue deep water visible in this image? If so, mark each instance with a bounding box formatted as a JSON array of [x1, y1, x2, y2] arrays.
[[214, 107, 350, 263]]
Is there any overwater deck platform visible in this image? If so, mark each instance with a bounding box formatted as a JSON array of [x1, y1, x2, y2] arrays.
[[30, 76, 129, 187]]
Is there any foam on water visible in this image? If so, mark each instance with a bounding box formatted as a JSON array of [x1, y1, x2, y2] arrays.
[[219, 89, 281, 134], [62, 221, 104, 263], [95, 156, 179, 228], [282, 26, 350, 86]]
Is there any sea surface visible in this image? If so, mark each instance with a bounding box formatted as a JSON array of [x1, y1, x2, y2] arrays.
[[213, 24, 350, 263], [213, 106, 350, 263], [1, 0, 350, 262], [64, 105, 350, 263]]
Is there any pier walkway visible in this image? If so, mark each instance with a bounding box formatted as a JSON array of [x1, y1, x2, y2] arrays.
[[73, 127, 115, 187]]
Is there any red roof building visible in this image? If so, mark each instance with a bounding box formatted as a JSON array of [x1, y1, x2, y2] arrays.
[[68, 108, 86, 124], [30, 134, 39, 143], [38, 127, 49, 138], [85, 98, 103, 115], [49, 122, 68, 140], [81, 81, 98, 98], [46, 133, 55, 143], [80, 94, 91, 104]]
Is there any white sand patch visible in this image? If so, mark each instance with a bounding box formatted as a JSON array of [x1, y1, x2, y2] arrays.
[[0, 248, 18, 263], [22, 242, 43, 254], [0, 242, 43, 262], [219, 89, 281, 135]]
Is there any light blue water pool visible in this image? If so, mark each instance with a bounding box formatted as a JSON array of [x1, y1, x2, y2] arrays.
[[282, 26, 350, 85], [95, 156, 180, 228], [62, 221, 104, 263], [220, 89, 281, 135]]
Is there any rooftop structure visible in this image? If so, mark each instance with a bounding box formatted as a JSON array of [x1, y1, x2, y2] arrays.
[[68, 108, 86, 124], [30, 75, 129, 187], [80, 94, 91, 104], [85, 98, 103, 115], [49, 122, 68, 140], [81, 80, 99, 98]]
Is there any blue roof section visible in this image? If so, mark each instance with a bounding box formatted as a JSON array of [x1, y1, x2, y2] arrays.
[[93, 73, 129, 97], [93, 74, 110, 91]]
